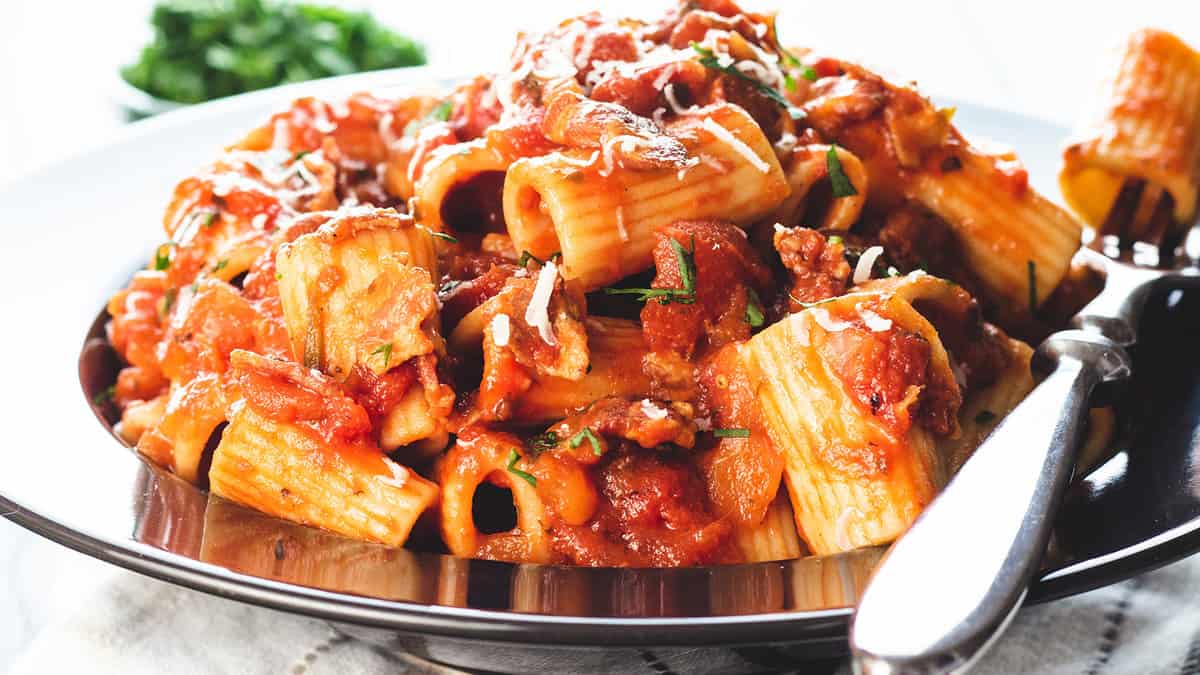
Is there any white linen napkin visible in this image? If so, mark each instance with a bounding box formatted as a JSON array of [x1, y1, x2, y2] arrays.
[[13, 555, 1200, 675]]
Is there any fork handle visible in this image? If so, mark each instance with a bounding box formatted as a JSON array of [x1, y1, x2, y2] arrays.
[[850, 330, 1131, 675]]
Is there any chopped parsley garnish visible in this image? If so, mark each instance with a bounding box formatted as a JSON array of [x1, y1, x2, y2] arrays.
[[428, 230, 457, 243], [691, 43, 803, 119], [438, 279, 462, 294], [274, 272, 283, 281], [212, 259, 229, 273], [783, 72, 797, 92], [93, 385, 116, 406], [371, 342, 393, 368], [774, 23, 818, 82], [713, 428, 751, 438], [154, 243, 173, 271], [1027, 260, 1038, 315], [161, 288, 178, 315], [120, 0, 426, 104], [527, 431, 560, 454], [604, 235, 697, 305], [199, 211, 218, 228], [293, 151, 310, 162], [974, 410, 998, 425], [745, 288, 765, 328], [404, 99, 453, 136], [506, 449, 537, 487], [569, 427, 603, 456], [826, 144, 858, 198], [827, 235, 843, 246], [887, 266, 901, 277]]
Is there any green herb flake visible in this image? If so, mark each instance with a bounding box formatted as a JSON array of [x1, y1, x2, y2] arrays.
[[120, 1, 426, 105], [154, 243, 173, 271], [93, 384, 116, 406], [161, 288, 178, 315], [604, 235, 696, 305], [713, 428, 751, 438], [974, 410, 998, 425], [292, 151, 310, 162], [569, 427, 603, 456], [274, 272, 283, 281], [691, 42, 801, 117], [429, 230, 457, 243], [1027, 260, 1038, 315], [827, 235, 843, 246], [527, 431, 560, 455], [826, 144, 858, 198], [212, 259, 229, 273], [518, 250, 544, 268], [200, 211, 218, 228], [404, 99, 453, 136], [506, 449, 537, 487], [783, 72, 797, 92], [744, 288, 765, 328], [371, 342, 394, 368]]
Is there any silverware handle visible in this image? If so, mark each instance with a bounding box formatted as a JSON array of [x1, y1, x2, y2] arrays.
[[850, 331, 1131, 675]]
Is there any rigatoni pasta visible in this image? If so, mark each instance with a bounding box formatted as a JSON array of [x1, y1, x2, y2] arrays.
[[102, 0, 1153, 569], [1060, 29, 1200, 234]]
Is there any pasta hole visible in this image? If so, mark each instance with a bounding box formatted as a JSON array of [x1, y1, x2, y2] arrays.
[[472, 481, 518, 534], [195, 422, 227, 491], [801, 180, 834, 229], [441, 171, 507, 234]]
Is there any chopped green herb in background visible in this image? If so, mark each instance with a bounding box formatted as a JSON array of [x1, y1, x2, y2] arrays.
[[604, 235, 697, 305], [745, 288, 765, 328], [527, 431, 560, 454], [714, 428, 751, 438], [569, 427, 603, 456], [371, 342, 393, 368], [122, 0, 426, 104], [506, 449, 537, 487], [826, 144, 858, 198], [691, 42, 803, 118]]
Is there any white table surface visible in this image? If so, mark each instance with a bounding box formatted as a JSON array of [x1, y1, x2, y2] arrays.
[[1, 0, 1199, 671]]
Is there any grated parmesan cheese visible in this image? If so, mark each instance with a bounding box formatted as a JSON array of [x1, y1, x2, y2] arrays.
[[854, 245, 884, 284], [675, 156, 701, 181], [525, 261, 559, 345], [857, 305, 893, 332], [491, 313, 512, 347], [640, 399, 668, 420], [559, 150, 600, 168], [378, 458, 411, 489], [701, 118, 769, 173], [615, 206, 629, 242], [810, 308, 853, 332]]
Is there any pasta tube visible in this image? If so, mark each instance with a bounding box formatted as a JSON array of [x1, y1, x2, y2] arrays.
[[1061, 29, 1200, 232], [275, 208, 440, 378], [731, 272, 984, 555], [730, 491, 805, 563], [503, 103, 789, 291], [908, 149, 1082, 315]]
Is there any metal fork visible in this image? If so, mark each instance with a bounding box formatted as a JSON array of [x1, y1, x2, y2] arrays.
[[850, 215, 1200, 674]]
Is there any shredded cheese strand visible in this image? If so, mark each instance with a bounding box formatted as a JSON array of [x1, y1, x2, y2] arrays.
[[702, 117, 769, 173], [525, 261, 559, 345]]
